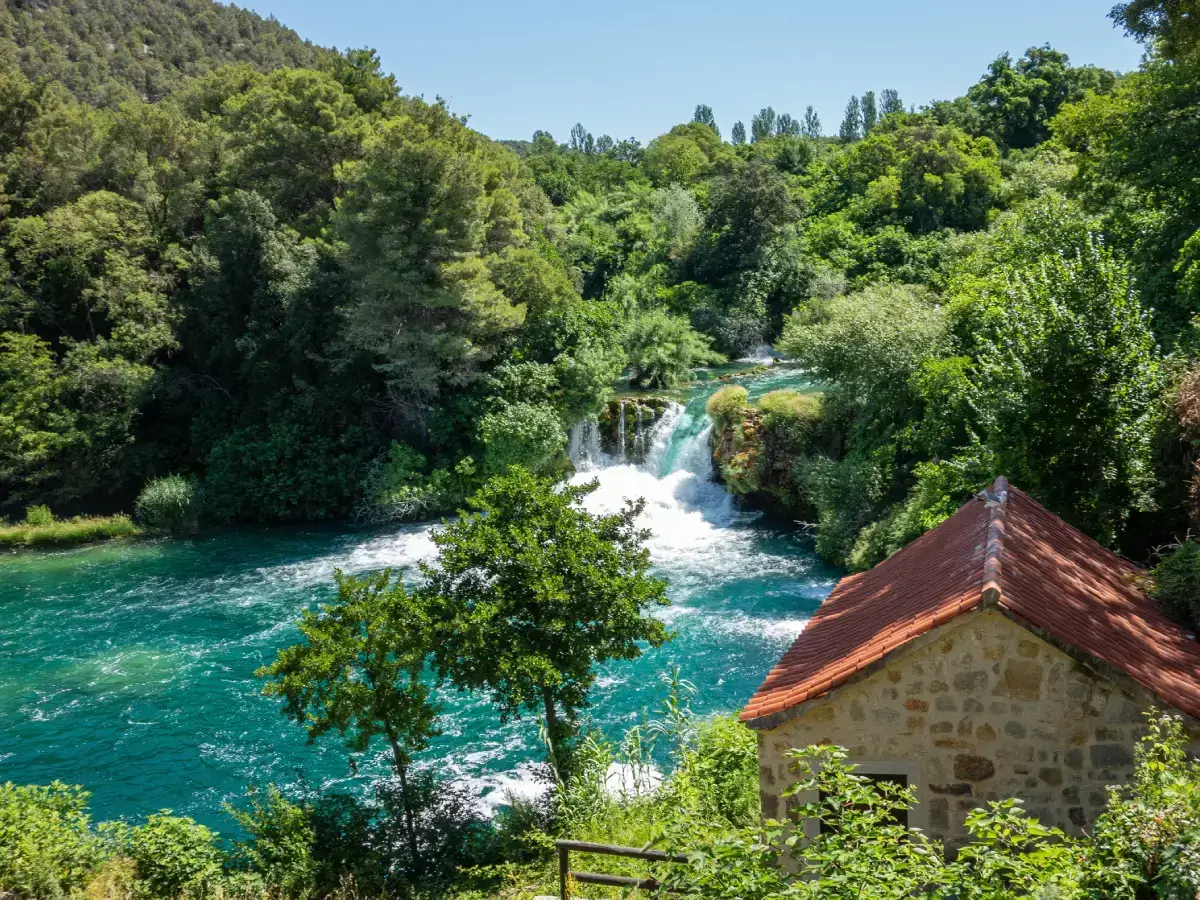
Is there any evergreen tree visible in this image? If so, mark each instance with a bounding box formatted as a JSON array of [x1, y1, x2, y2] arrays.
[[692, 103, 720, 138], [862, 91, 878, 133], [803, 105, 822, 139], [750, 106, 777, 142], [839, 96, 863, 143], [880, 88, 904, 116], [730, 120, 747, 145]]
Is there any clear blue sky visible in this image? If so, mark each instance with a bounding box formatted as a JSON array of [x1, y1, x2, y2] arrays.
[[246, 0, 1146, 143]]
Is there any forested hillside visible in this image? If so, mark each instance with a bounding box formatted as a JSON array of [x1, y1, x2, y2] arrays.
[[0, 0, 323, 104], [2, 0, 1198, 574]]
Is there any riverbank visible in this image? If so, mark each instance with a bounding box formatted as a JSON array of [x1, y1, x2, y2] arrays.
[[0, 514, 141, 550]]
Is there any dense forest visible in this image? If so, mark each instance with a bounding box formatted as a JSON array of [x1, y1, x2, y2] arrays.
[[2, 0, 1200, 574]]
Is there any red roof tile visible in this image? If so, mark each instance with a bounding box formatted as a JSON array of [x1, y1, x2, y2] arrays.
[[742, 477, 1200, 724]]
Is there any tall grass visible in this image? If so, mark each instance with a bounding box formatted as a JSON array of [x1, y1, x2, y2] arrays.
[[0, 514, 140, 549]]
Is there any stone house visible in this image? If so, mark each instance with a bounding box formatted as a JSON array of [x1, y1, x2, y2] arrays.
[[742, 477, 1200, 852]]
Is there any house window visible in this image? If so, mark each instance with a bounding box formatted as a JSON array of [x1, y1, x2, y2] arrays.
[[819, 773, 909, 832]]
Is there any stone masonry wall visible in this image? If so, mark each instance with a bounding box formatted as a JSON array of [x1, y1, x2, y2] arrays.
[[754, 609, 1200, 854]]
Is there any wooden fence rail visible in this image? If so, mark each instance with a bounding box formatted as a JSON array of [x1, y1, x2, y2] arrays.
[[555, 839, 689, 899]]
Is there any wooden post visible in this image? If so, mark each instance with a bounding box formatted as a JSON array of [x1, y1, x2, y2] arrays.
[[559, 841, 570, 900]]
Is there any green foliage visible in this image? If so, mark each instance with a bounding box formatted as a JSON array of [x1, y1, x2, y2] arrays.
[[359, 441, 474, 524], [25, 504, 54, 526], [1083, 714, 1200, 899], [849, 455, 992, 571], [203, 423, 364, 522], [115, 813, 223, 900], [477, 401, 566, 476], [419, 468, 670, 773], [705, 385, 749, 429], [0, 514, 139, 549], [624, 309, 724, 389], [951, 211, 1163, 543], [0, 782, 103, 899], [1147, 539, 1200, 629], [965, 46, 1115, 151], [226, 786, 316, 897], [258, 568, 441, 867], [134, 475, 200, 533]]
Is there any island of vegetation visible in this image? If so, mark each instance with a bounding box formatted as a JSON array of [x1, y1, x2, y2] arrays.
[[4, 0, 1200, 897]]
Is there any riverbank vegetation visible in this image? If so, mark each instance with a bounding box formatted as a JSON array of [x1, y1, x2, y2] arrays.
[[0, 506, 139, 549], [6, 0, 1197, 575]]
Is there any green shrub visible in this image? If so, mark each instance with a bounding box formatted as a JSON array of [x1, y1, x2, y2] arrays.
[[0, 782, 105, 898], [25, 505, 54, 526], [1147, 539, 1200, 629], [758, 390, 822, 452], [625, 309, 725, 389], [135, 476, 200, 533], [204, 424, 364, 522], [476, 401, 566, 476], [705, 385, 749, 429], [226, 786, 316, 897], [115, 813, 223, 899]]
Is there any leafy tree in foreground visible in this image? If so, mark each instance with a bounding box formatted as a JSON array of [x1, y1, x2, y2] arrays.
[[258, 569, 440, 865], [624, 309, 725, 389], [419, 468, 670, 776]]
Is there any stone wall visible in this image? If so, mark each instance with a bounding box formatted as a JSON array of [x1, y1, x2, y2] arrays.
[[753, 609, 1200, 853]]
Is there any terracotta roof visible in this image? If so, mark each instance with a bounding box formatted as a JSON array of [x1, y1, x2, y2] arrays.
[[742, 476, 1200, 724]]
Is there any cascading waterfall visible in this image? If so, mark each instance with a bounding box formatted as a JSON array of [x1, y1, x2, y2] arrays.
[[633, 404, 645, 459], [0, 369, 834, 828], [617, 400, 626, 459]]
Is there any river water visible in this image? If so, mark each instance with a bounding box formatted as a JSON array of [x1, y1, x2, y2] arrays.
[[0, 368, 837, 828]]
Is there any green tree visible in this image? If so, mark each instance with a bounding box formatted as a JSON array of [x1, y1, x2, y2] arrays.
[[861, 90, 878, 133], [750, 107, 777, 143], [951, 205, 1164, 543], [730, 120, 746, 145], [966, 46, 1114, 151], [839, 95, 862, 142], [419, 469, 670, 775], [334, 106, 529, 436], [692, 103, 720, 138], [258, 570, 441, 865], [880, 88, 904, 116], [802, 105, 822, 139]]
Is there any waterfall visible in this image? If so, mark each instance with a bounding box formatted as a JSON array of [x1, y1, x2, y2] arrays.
[[566, 418, 607, 472], [633, 404, 645, 460], [617, 400, 626, 460]]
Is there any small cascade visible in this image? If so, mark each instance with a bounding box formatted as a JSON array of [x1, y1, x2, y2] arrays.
[[633, 405, 645, 460], [617, 400, 627, 460], [566, 418, 606, 472]]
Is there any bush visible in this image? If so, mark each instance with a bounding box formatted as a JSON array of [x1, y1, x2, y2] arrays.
[[25, 504, 54, 526], [706, 385, 749, 429], [476, 402, 567, 476], [226, 786, 316, 897], [135, 476, 200, 533], [0, 782, 105, 899], [204, 423, 365, 522], [624, 309, 725, 389], [1147, 539, 1200, 629], [113, 813, 223, 899], [758, 390, 822, 449]]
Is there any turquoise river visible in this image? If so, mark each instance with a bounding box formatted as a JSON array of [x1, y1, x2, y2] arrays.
[[0, 368, 837, 828]]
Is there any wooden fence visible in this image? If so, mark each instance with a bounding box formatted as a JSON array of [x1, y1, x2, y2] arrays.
[[555, 839, 689, 899]]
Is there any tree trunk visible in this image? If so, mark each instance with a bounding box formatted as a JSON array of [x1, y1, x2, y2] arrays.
[[542, 685, 564, 783], [388, 733, 420, 868]]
